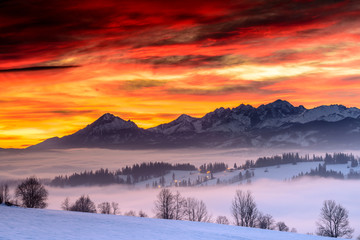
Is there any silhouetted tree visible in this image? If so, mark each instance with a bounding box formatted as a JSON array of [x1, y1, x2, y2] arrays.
[[276, 221, 289, 232], [111, 202, 119, 215], [154, 188, 175, 219], [138, 210, 148, 217], [124, 210, 136, 216], [257, 212, 275, 229], [0, 185, 3, 204], [173, 191, 185, 220], [216, 216, 230, 225], [98, 202, 111, 214], [231, 190, 258, 227], [61, 197, 71, 211], [15, 177, 48, 208], [0, 184, 10, 204], [70, 195, 96, 213], [183, 197, 211, 222], [316, 200, 353, 238]]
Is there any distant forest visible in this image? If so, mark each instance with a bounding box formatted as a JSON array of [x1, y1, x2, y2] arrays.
[[293, 162, 360, 180], [252, 152, 359, 168], [199, 162, 228, 173], [293, 164, 345, 180], [50, 153, 360, 187], [51, 162, 196, 187]]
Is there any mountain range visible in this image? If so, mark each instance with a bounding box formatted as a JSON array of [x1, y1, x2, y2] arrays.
[[30, 100, 360, 150]]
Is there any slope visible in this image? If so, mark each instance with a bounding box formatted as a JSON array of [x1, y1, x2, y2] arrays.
[[0, 205, 345, 240]]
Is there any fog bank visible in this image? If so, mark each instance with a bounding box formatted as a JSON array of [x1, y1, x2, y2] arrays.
[[47, 178, 360, 237], [0, 147, 342, 180]]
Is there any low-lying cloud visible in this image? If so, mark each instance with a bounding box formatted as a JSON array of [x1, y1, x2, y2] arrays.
[[2, 148, 360, 236], [45, 178, 360, 237]]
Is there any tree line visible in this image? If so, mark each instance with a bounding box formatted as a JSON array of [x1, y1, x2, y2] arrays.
[[293, 163, 360, 180], [50, 162, 197, 187], [253, 153, 359, 168], [199, 162, 228, 173], [49, 153, 360, 188], [2, 177, 356, 239]]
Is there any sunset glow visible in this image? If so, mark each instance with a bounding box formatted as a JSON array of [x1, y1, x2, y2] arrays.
[[2, 0, 360, 148]]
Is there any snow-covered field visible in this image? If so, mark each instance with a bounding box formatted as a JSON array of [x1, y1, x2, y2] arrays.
[[0, 205, 345, 240]]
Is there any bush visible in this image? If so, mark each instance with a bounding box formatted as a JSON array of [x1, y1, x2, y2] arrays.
[[69, 195, 96, 213]]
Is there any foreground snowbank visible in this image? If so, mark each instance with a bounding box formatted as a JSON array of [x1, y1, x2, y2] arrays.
[[0, 205, 343, 240]]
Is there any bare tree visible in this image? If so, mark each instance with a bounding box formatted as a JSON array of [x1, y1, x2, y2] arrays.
[[98, 202, 111, 214], [138, 210, 148, 217], [316, 200, 353, 238], [276, 221, 289, 232], [183, 197, 211, 222], [231, 190, 258, 227], [257, 212, 275, 230], [184, 197, 197, 221], [15, 177, 48, 208], [61, 197, 71, 211], [194, 200, 211, 222], [111, 202, 119, 215], [124, 210, 136, 216], [173, 191, 185, 220], [3, 185, 10, 203], [0, 185, 3, 204], [154, 188, 175, 219], [70, 195, 96, 213], [0, 184, 10, 204], [216, 216, 230, 225]]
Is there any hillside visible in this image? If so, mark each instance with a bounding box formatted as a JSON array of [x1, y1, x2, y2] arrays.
[[0, 205, 344, 240]]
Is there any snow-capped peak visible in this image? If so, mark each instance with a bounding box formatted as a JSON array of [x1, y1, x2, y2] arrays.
[[85, 114, 138, 133], [259, 99, 296, 111], [175, 114, 197, 122], [100, 113, 116, 121], [292, 104, 360, 123]]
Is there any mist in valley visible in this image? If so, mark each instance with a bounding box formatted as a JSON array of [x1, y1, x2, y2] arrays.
[[1, 147, 360, 237], [0, 147, 347, 180], [45, 178, 360, 237]]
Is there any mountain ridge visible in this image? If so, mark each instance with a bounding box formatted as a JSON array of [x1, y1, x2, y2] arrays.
[[29, 100, 360, 150]]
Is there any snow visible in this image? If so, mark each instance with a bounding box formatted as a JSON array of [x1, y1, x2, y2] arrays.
[[130, 161, 339, 190], [148, 100, 360, 135], [292, 105, 360, 124], [0, 205, 343, 240], [86, 113, 138, 133]]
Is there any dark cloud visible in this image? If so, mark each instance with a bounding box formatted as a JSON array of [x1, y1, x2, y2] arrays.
[[145, 0, 360, 47], [135, 54, 246, 67], [254, 50, 299, 64], [122, 80, 168, 90], [0, 65, 80, 72], [51, 110, 95, 116], [254, 44, 342, 64], [167, 80, 288, 96], [342, 75, 360, 81], [0, 0, 359, 64], [96, 80, 168, 93]]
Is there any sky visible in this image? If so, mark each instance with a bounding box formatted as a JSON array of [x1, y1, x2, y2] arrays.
[[1, 0, 360, 148]]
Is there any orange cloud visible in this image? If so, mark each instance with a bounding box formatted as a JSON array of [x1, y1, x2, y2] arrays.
[[1, 0, 360, 147]]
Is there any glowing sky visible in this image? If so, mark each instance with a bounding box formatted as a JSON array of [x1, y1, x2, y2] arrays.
[[1, 0, 360, 148]]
